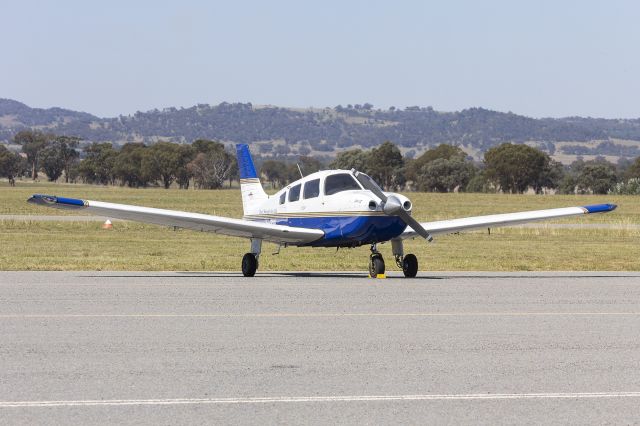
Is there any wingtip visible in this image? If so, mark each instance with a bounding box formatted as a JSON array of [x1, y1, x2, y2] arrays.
[[27, 194, 54, 206], [27, 194, 86, 209], [582, 203, 617, 214]]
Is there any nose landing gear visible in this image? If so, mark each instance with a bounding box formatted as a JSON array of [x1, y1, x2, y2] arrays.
[[369, 243, 385, 278]]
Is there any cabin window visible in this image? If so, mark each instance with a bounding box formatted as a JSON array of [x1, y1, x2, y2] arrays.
[[303, 179, 320, 199], [279, 192, 286, 205], [288, 184, 301, 202], [324, 173, 361, 196]]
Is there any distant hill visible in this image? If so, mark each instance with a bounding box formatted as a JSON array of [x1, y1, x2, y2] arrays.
[[1, 98, 640, 162]]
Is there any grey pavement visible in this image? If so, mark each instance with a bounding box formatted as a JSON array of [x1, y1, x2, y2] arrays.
[[1, 271, 640, 424]]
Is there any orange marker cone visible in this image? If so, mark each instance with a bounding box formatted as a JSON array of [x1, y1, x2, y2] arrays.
[[102, 219, 113, 229]]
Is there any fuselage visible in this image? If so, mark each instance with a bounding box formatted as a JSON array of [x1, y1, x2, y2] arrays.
[[243, 170, 412, 247]]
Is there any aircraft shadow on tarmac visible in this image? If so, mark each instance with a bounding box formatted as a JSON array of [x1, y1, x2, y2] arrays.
[[77, 272, 637, 280], [78, 272, 443, 279]]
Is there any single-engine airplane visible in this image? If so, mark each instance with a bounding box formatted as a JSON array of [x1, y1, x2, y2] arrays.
[[28, 144, 617, 277]]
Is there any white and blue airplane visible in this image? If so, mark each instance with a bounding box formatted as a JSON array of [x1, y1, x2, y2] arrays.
[[28, 143, 617, 277]]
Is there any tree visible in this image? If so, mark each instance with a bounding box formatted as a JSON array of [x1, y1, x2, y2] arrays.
[[366, 141, 404, 190], [465, 172, 496, 193], [330, 149, 369, 171], [533, 160, 564, 194], [298, 156, 323, 175], [226, 155, 238, 188], [14, 130, 49, 180], [260, 160, 288, 188], [406, 144, 468, 183], [38, 136, 79, 182], [576, 163, 617, 194], [77, 143, 118, 185], [141, 142, 185, 189], [416, 157, 475, 192], [483, 143, 551, 193], [187, 139, 233, 189], [176, 144, 196, 189], [57, 136, 80, 183], [114, 143, 151, 187], [0, 145, 26, 185], [557, 175, 578, 194], [192, 139, 224, 155], [609, 178, 640, 195], [625, 156, 640, 180], [39, 142, 66, 181]]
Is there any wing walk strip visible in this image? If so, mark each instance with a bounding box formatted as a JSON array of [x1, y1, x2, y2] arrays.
[[2, 312, 640, 318], [3, 392, 640, 407]]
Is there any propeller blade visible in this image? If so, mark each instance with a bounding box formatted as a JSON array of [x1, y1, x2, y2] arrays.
[[351, 169, 433, 243], [352, 170, 387, 203], [397, 210, 433, 242]]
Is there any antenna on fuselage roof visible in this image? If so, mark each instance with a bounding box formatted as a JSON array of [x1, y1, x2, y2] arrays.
[[296, 163, 304, 178]]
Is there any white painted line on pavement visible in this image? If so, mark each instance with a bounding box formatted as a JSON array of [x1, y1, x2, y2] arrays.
[[2, 312, 640, 319], [3, 392, 640, 407]]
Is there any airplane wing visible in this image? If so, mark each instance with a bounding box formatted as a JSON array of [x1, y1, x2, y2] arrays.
[[27, 194, 324, 245], [400, 203, 617, 238]]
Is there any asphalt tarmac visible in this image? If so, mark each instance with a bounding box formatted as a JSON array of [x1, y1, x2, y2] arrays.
[[1, 271, 640, 424]]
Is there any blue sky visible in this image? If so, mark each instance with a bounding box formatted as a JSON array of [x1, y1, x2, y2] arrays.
[[1, 0, 639, 118]]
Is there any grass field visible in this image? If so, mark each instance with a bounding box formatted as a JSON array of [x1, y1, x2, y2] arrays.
[[1, 181, 638, 271]]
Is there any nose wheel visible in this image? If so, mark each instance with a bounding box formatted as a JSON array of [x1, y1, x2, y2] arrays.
[[368, 243, 386, 277], [369, 253, 385, 277]]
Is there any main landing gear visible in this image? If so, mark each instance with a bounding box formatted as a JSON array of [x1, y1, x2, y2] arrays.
[[241, 238, 262, 277], [241, 238, 418, 278], [369, 240, 419, 278]]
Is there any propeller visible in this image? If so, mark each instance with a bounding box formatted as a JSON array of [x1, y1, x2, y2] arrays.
[[352, 170, 433, 242]]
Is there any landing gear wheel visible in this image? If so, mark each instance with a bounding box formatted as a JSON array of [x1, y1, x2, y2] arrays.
[[402, 254, 418, 278], [369, 254, 385, 278], [241, 253, 258, 277]]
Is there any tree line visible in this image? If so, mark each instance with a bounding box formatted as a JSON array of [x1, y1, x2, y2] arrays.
[[327, 141, 640, 195], [2, 129, 640, 195], [2, 130, 238, 189]]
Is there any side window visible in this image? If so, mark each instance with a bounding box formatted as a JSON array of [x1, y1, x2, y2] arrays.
[[279, 192, 286, 205], [324, 173, 361, 196], [303, 179, 320, 199], [288, 184, 301, 202]]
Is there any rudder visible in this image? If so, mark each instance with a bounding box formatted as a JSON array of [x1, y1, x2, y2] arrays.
[[236, 144, 268, 215]]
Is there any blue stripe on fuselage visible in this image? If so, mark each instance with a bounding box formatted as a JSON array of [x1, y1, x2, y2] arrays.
[[271, 215, 407, 247]]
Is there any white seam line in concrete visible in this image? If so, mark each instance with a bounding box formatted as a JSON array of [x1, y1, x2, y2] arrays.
[[3, 392, 640, 407]]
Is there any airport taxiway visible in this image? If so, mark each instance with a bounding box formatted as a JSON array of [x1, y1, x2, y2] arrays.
[[1, 271, 640, 424]]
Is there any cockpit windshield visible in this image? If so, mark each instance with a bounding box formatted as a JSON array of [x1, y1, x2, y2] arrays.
[[324, 173, 362, 196]]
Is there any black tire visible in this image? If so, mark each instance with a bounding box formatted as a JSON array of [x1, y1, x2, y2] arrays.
[[242, 253, 258, 277], [402, 254, 418, 278], [369, 254, 385, 278]]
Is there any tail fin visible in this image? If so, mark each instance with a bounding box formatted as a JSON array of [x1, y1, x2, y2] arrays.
[[236, 144, 268, 215]]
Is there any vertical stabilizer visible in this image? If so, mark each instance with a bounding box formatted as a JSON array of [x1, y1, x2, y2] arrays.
[[236, 144, 268, 216]]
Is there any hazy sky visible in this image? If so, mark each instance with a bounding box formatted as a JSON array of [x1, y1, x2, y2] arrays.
[[2, 0, 639, 118]]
